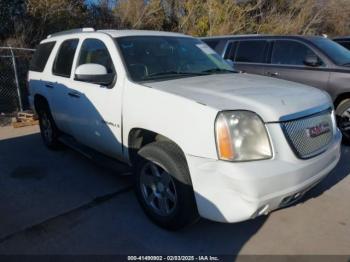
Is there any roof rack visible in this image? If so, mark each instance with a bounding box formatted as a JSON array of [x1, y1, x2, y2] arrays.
[[47, 28, 95, 39]]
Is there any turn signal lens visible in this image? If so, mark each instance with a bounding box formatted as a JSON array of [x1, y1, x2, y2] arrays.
[[215, 114, 234, 160]]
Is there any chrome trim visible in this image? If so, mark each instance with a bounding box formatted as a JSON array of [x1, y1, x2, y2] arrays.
[[269, 104, 332, 123], [280, 108, 334, 159]]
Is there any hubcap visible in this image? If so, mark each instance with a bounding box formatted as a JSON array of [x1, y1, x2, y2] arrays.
[[342, 110, 350, 118], [338, 108, 350, 139], [140, 162, 177, 216], [41, 112, 53, 143]]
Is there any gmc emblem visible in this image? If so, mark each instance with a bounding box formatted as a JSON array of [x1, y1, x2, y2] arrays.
[[306, 122, 331, 138]]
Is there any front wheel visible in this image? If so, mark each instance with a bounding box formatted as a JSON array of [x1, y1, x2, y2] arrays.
[[134, 141, 199, 230], [336, 99, 350, 144]]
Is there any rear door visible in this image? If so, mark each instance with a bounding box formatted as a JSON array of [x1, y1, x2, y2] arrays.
[[226, 39, 269, 75], [28, 41, 56, 110], [48, 38, 80, 135], [264, 39, 330, 89]]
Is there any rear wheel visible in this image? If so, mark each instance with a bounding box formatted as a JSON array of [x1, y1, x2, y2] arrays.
[[336, 99, 350, 144], [37, 103, 61, 149], [134, 141, 199, 230]]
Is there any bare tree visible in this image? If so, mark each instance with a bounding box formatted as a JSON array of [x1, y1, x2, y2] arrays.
[[114, 0, 165, 30], [2, 0, 350, 47]]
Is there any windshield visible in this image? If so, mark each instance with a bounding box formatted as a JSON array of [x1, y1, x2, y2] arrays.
[[312, 37, 350, 66], [115, 36, 235, 82]]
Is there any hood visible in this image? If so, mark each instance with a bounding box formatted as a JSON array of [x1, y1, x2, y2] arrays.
[[143, 73, 331, 122]]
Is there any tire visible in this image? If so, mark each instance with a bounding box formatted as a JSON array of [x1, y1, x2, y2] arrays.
[[134, 141, 199, 230], [37, 102, 61, 149], [336, 98, 350, 144]]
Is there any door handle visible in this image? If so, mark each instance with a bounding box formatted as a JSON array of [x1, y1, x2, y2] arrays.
[[45, 83, 54, 88], [267, 72, 279, 77], [68, 91, 80, 98]]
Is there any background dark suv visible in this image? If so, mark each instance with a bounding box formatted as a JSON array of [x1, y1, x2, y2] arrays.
[[202, 35, 350, 142], [333, 37, 350, 50]]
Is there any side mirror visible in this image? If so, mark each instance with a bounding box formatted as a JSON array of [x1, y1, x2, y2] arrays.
[[75, 63, 115, 86], [303, 55, 321, 67]]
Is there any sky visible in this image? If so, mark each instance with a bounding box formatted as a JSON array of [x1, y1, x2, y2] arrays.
[[85, 0, 99, 6], [85, 0, 118, 6]]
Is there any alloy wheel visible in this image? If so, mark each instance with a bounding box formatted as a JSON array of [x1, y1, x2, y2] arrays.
[[140, 162, 177, 216], [338, 108, 350, 140]]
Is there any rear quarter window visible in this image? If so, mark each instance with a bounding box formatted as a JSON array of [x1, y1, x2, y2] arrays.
[[29, 42, 56, 72]]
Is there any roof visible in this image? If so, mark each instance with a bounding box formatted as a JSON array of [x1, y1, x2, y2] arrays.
[[200, 34, 326, 41], [333, 36, 350, 41], [45, 28, 190, 41], [99, 29, 190, 38], [200, 34, 264, 40]]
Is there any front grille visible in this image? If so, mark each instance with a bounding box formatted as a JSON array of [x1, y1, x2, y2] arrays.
[[281, 109, 334, 159]]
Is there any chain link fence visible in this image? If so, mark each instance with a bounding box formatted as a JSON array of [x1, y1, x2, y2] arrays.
[[0, 47, 35, 115]]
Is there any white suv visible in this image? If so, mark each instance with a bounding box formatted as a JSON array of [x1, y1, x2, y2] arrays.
[[28, 28, 342, 230]]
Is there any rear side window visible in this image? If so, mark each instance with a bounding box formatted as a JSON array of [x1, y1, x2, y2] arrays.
[[29, 42, 56, 72], [235, 40, 268, 63], [272, 40, 319, 66], [77, 39, 115, 73], [53, 39, 79, 77]]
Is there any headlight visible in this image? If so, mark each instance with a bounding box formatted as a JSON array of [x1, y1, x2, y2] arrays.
[[215, 111, 272, 161]]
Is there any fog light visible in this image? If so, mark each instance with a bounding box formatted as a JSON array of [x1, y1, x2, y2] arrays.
[[252, 204, 269, 218]]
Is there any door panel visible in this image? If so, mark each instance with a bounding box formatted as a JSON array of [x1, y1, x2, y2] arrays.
[[263, 65, 330, 90], [264, 40, 330, 90], [48, 78, 75, 135], [234, 63, 266, 75], [68, 83, 123, 158]]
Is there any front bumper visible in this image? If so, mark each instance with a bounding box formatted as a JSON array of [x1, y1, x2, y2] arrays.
[[186, 124, 342, 223]]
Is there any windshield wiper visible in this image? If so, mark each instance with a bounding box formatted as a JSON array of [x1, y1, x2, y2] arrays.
[[148, 71, 206, 77], [201, 68, 237, 74], [342, 62, 350, 66]]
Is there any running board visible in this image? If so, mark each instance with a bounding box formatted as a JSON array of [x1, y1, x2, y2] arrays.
[[58, 135, 132, 175]]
